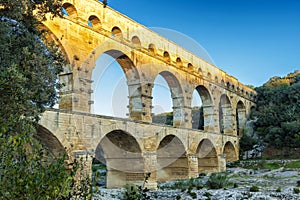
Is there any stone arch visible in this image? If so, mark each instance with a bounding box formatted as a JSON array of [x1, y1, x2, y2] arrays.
[[152, 71, 185, 126], [62, 3, 77, 19], [223, 141, 238, 162], [214, 76, 218, 83], [157, 135, 188, 182], [176, 57, 183, 67], [163, 51, 171, 62], [236, 100, 246, 136], [111, 26, 123, 39], [131, 36, 141, 49], [90, 48, 141, 119], [35, 125, 67, 158], [197, 139, 219, 174], [192, 85, 214, 131], [187, 63, 193, 70], [207, 72, 212, 79], [95, 130, 144, 188], [88, 15, 101, 29], [39, 24, 70, 64], [148, 43, 156, 55], [219, 94, 234, 134]]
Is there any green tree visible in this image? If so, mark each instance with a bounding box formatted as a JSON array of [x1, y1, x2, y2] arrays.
[[0, 1, 91, 199], [252, 71, 300, 149]]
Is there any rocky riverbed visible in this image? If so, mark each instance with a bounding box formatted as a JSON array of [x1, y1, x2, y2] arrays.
[[92, 166, 300, 200]]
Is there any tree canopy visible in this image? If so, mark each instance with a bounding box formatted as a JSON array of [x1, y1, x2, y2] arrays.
[[0, 1, 91, 199], [252, 70, 300, 148]]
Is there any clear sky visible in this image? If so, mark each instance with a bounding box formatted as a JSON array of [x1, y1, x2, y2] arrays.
[[107, 0, 300, 86], [92, 0, 300, 117]]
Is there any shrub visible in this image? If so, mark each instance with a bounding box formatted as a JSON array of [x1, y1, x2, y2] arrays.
[[294, 188, 300, 194], [233, 183, 238, 188], [206, 173, 229, 189], [123, 173, 151, 200], [276, 187, 281, 192], [297, 180, 300, 187], [250, 185, 259, 192], [124, 184, 140, 200]]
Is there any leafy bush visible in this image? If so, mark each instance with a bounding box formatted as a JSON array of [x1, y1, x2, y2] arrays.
[[276, 187, 281, 192], [206, 173, 229, 189], [123, 173, 150, 200], [294, 188, 300, 194], [250, 185, 259, 192], [123, 184, 140, 200]]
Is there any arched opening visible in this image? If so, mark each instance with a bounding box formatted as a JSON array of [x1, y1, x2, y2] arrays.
[[176, 57, 182, 67], [223, 141, 237, 162], [152, 71, 184, 127], [197, 139, 218, 174], [88, 15, 101, 29], [62, 3, 77, 19], [91, 50, 139, 118], [111, 26, 122, 39], [236, 101, 246, 136], [148, 43, 156, 55], [95, 130, 144, 188], [219, 94, 233, 134], [187, 63, 193, 70], [163, 51, 171, 62], [192, 85, 213, 131], [157, 135, 188, 182], [214, 76, 218, 83], [35, 125, 66, 158], [207, 72, 212, 79], [131, 36, 141, 49]]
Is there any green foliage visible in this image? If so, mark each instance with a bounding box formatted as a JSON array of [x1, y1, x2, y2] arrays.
[[249, 185, 259, 192], [284, 160, 300, 169], [206, 173, 229, 189], [297, 180, 300, 187], [293, 187, 299, 194], [0, 127, 92, 199], [239, 128, 259, 156], [276, 187, 281, 192], [0, 1, 91, 199], [123, 173, 151, 200], [252, 71, 300, 149], [152, 112, 173, 126], [123, 184, 140, 200]]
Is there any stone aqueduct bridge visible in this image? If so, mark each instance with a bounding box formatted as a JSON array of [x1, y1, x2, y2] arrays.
[[38, 0, 256, 188]]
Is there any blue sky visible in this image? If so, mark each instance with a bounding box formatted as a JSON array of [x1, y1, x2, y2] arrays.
[[92, 0, 300, 117], [107, 0, 300, 86]]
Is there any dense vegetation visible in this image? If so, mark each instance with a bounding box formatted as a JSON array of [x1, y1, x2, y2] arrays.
[[251, 71, 300, 150], [0, 1, 90, 199]]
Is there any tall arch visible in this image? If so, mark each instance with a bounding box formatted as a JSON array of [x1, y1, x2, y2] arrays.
[[152, 71, 185, 126], [219, 94, 234, 134], [223, 141, 238, 162], [192, 85, 214, 131], [236, 101, 246, 136], [91, 49, 140, 119], [157, 135, 188, 182], [197, 139, 219, 173], [95, 130, 144, 188]]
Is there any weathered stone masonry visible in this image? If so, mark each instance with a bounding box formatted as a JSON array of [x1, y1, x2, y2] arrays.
[[39, 0, 256, 188]]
